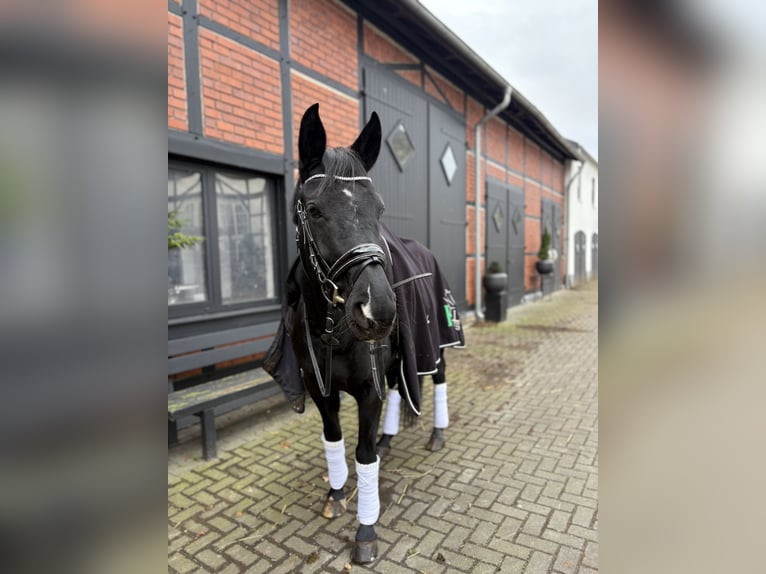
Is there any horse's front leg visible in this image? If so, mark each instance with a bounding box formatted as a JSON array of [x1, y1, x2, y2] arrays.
[[307, 385, 348, 518], [352, 387, 384, 564]]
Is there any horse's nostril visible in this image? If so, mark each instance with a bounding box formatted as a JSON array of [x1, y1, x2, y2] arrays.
[[364, 314, 378, 330]]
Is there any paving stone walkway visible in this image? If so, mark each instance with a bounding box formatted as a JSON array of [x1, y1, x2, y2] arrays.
[[169, 281, 598, 573]]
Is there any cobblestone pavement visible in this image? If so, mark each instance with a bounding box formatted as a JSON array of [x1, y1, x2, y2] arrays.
[[169, 282, 598, 573]]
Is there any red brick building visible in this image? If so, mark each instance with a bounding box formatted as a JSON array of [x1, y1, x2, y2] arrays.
[[168, 0, 576, 344]]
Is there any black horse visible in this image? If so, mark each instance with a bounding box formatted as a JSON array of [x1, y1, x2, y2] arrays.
[[290, 103, 396, 564], [274, 103, 465, 564]]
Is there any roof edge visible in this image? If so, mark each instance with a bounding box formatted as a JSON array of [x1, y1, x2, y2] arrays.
[[399, 0, 578, 160], [567, 139, 599, 166]]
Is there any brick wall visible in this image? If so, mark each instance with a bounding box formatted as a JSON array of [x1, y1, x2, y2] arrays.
[[199, 0, 280, 50], [290, 0, 358, 91], [465, 97, 485, 150], [508, 127, 524, 174], [507, 172, 524, 189], [526, 141, 542, 182], [291, 71, 359, 159], [526, 181, 542, 219], [167, 0, 570, 308], [199, 29, 283, 154], [486, 117, 506, 165], [168, 12, 187, 131], [364, 22, 421, 86], [486, 161, 506, 184]]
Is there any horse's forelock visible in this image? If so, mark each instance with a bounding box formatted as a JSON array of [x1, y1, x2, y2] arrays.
[[324, 147, 366, 178], [296, 147, 377, 210]]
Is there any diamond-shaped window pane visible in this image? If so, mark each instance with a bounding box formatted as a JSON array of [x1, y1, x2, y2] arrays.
[[511, 207, 522, 235], [440, 144, 457, 185], [386, 122, 415, 171], [492, 204, 504, 233]]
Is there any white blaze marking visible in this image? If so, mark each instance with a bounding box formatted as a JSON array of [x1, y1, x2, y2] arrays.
[[361, 285, 374, 320], [342, 188, 353, 198]]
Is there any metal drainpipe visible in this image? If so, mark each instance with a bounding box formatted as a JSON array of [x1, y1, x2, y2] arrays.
[[564, 158, 584, 288], [474, 86, 512, 320]]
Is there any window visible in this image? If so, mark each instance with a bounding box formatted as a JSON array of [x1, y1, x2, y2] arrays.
[[216, 171, 276, 304], [168, 168, 207, 305], [168, 160, 279, 315], [440, 144, 457, 185], [492, 204, 504, 233], [386, 121, 415, 171]]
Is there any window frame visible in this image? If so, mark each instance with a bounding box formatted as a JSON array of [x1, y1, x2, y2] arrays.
[[168, 157, 283, 321]]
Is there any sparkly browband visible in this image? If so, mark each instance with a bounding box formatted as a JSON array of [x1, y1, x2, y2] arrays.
[[304, 173, 372, 184]]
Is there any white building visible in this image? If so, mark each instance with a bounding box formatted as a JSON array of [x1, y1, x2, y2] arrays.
[[565, 142, 598, 286]]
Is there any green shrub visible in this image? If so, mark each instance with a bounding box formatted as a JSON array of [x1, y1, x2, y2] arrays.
[[487, 261, 503, 274], [538, 228, 551, 260]]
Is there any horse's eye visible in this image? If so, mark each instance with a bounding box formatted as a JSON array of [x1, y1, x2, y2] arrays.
[[307, 204, 321, 219]]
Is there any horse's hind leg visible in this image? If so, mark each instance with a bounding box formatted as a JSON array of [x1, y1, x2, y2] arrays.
[[376, 370, 400, 459], [352, 389, 383, 564], [312, 390, 348, 518], [426, 353, 448, 452]]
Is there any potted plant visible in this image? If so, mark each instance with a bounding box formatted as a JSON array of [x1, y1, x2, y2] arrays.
[[168, 211, 204, 304], [168, 210, 204, 250], [535, 228, 554, 275], [483, 261, 508, 293]]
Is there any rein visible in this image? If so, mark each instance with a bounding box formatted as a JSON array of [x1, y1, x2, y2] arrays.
[[296, 173, 388, 399]]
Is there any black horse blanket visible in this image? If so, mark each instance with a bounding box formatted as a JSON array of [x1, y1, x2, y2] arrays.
[[264, 223, 465, 415]]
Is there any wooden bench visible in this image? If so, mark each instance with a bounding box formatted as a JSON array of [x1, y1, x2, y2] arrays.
[[168, 321, 280, 460]]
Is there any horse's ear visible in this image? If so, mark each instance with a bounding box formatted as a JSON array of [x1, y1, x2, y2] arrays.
[[298, 103, 326, 180], [350, 111, 382, 172]]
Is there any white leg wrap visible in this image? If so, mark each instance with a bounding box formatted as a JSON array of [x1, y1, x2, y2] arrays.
[[382, 389, 401, 436], [355, 457, 380, 525], [322, 434, 348, 490], [434, 383, 449, 429]]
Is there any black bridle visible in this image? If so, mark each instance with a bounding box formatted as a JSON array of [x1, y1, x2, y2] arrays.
[[295, 173, 388, 398]]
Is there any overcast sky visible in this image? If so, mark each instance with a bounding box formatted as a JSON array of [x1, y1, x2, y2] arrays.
[[419, 0, 598, 160]]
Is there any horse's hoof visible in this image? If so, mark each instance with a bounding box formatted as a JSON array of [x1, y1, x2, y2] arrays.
[[351, 539, 378, 564], [289, 394, 305, 414], [321, 493, 347, 518], [426, 428, 446, 451]]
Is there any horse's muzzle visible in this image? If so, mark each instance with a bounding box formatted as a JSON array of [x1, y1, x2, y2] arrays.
[[346, 266, 396, 341]]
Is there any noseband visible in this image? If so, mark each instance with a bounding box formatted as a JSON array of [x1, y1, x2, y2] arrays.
[[295, 173, 388, 399]]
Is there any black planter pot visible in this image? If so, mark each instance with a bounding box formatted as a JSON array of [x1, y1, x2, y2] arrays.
[[535, 259, 554, 275], [483, 273, 508, 294]]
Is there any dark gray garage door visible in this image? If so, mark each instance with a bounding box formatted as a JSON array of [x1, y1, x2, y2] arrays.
[[486, 179, 525, 307], [363, 64, 428, 247], [363, 60, 467, 306], [428, 102, 466, 306]]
